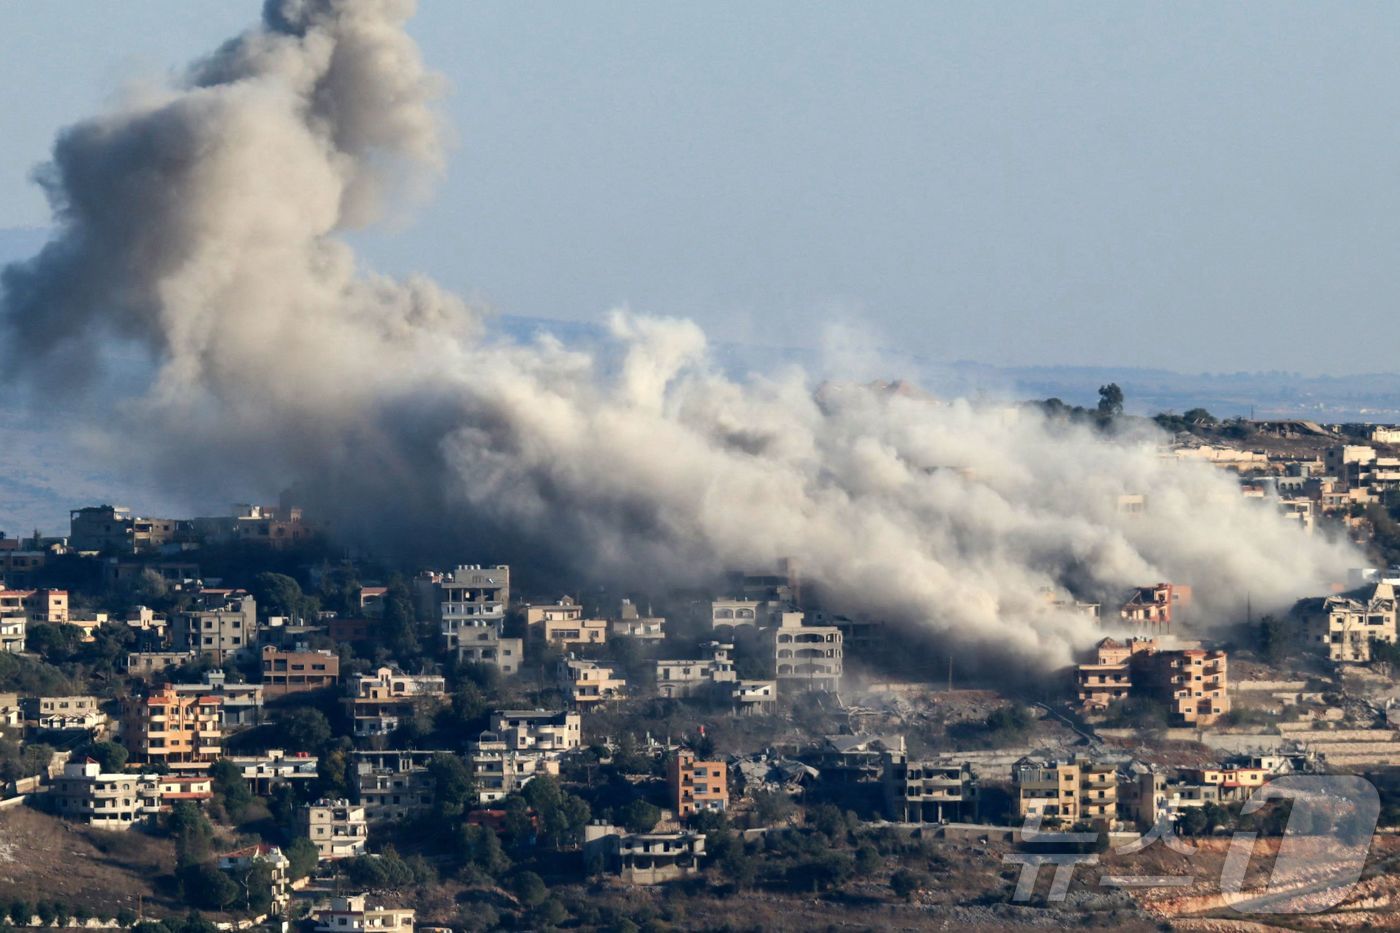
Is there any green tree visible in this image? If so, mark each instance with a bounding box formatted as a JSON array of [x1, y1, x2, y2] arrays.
[[286, 836, 319, 880], [512, 871, 548, 908], [1097, 383, 1124, 417], [276, 707, 333, 753], [84, 740, 129, 773], [890, 867, 924, 900], [1178, 806, 1209, 837], [253, 572, 310, 621], [211, 759, 253, 821], [620, 798, 661, 834], [169, 802, 215, 868], [459, 825, 511, 878]]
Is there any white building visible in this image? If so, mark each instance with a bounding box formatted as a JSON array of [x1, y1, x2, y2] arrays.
[[300, 799, 369, 861], [655, 643, 736, 698]]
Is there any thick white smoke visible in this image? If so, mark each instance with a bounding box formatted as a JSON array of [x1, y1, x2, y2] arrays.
[[0, 0, 1357, 666]]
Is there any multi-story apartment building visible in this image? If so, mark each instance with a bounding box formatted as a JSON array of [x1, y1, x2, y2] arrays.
[[1013, 756, 1118, 826], [611, 599, 665, 640], [1306, 582, 1398, 663], [69, 505, 181, 554], [344, 667, 446, 737], [668, 748, 728, 818], [557, 658, 625, 706], [0, 617, 24, 654], [171, 671, 264, 730], [1119, 583, 1190, 631], [773, 616, 843, 692], [655, 643, 736, 699], [731, 680, 777, 716], [526, 596, 582, 631], [882, 754, 978, 823], [261, 645, 340, 697], [49, 759, 159, 831], [299, 799, 369, 860], [312, 896, 414, 933], [121, 685, 223, 773], [0, 588, 69, 623], [351, 749, 441, 823], [174, 589, 258, 665], [542, 614, 608, 647], [583, 825, 707, 885], [22, 695, 107, 732], [468, 736, 562, 804], [710, 598, 768, 630], [227, 749, 319, 794], [431, 565, 517, 673], [486, 709, 582, 752], [466, 710, 580, 804], [1134, 648, 1230, 726], [1075, 637, 1156, 711], [218, 845, 291, 913]]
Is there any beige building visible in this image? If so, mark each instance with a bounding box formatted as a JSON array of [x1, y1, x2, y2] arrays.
[[262, 645, 340, 697], [883, 755, 977, 824], [433, 565, 517, 673], [1307, 583, 1398, 663], [1136, 648, 1230, 726], [0, 616, 24, 654], [557, 657, 625, 706], [174, 589, 258, 665], [313, 895, 414, 933], [774, 616, 843, 692], [655, 643, 736, 698], [1075, 637, 1155, 711], [24, 695, 106, 732], [219, 844, 291, 913], [0, 588, 68, 623], [121, 686, 223, 773], [583, 825, 707, 885], [300, 799, 369, 860], [345, 667, 446, 737], [352, 749, 441, 823], [612, 599, 665, 640], [731, 680, 777, 716], [69, 505, 180, 554], [49, 759, 159, 831], [1013, 756, 1118, 826]]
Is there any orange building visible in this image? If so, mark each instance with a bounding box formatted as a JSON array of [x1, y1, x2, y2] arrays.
[[122, 685, 223, 773], [667, 748, 728, 819]]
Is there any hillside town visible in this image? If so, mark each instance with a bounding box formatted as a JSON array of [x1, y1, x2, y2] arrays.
[[0, 416, 1399, 929]]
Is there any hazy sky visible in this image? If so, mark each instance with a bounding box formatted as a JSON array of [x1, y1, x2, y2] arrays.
[[4, 2, 1400, 374]]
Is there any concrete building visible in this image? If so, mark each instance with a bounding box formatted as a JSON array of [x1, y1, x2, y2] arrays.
[[1013, 756, 1118, 827], [526, 596, 582, 631], [486, 709, 582, 752], [0, 617, 24, 654], [49, 759, 158, 831], [882, 755, 978, 824], [174, 589, 258, 665], [261, 645, 340, 697], [710, 598, 767, 630], [583, 824, 706, 885], [1306, 583, 1399, 663], [0, 588, 68, 623], [611, 599, 665, 640], [312, 895, 414, 933], [0, 692, 20, 729], [557, 657, 625, 706], [774, 616, 843, 692], [218, 844, 291, 913], [542, 614, 609, 648], [1134, 648, 1230, 727], [344, 667, 446, 737], [121, 685, 223, 773], [1119, 583, 1190, 632], [351, 749, 441, 823], [300, 799, 369, 860], [227, 749, 319, 794], [467, 736, 561, 804], [69, 505, 181, 554], [434, 565, 517, 673], [731, 680, 778, 716], [126, 650, 197, 677], [171, 671, 264, 730], [668, 748, 728, 819], [1075, 637, 1156, 711], [655, 643, 736, 699], [23, 695, 107, 732]]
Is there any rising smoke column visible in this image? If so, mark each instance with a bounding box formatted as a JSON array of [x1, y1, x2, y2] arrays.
[[0, 0, 1359, 665]]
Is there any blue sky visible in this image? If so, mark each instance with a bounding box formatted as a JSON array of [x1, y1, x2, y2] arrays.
[[4, 2, 1400, 374]]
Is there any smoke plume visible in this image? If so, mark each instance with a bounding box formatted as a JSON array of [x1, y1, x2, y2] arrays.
[[0, 0, 1358, 665]]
